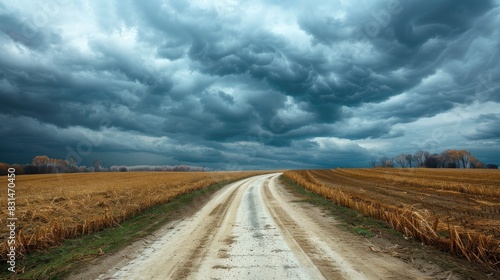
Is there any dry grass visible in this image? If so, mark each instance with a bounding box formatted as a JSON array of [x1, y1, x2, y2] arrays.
[[284, 169, 500, 269], [1, 171, 265, 259]]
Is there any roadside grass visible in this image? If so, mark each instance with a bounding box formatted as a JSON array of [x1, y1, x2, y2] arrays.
[[0, 179, 238, 280], [278, 175, 497, 279], [353, 226, 375, 237]]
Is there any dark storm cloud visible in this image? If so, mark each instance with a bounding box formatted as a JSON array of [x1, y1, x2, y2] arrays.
[[0, 0, 499, 168], [0, 13, 61, 51], [161, 89, 261, 142], [465, 114, 500, 141], [390, 0, 491, 47]]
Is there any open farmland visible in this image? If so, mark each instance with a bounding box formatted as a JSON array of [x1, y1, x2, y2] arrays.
[[283, 168, 500, 268], [0, 171, 266, 259]]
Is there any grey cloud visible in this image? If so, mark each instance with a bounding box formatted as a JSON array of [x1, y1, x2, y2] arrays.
[[0, 13, 62, 51], [157, 41, 187, 60], [0, 0, 499, 168], [465, 114, 500, 141], [390, 0, 493, 47]]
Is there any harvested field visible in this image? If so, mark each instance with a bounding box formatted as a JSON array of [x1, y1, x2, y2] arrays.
[[0, 171, 266, 259], [283, 168, 500, 269]]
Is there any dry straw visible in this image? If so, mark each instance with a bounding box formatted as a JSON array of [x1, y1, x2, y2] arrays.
[[283, 170, 500, 269], [1, 171, 264, 259]]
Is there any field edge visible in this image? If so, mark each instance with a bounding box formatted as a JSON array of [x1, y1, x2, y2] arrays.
[[278, 174, 498, 279], [0, 177, 246, 280]]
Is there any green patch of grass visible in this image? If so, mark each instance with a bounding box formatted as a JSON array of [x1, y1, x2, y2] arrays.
[[354, 226, 375, 237], [0, 179, 239, 280], [438, 231, 449, 238]]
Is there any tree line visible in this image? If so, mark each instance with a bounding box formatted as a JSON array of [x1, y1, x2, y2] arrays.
[[0, 155, 211, 175], [372, 149, 498, 169]]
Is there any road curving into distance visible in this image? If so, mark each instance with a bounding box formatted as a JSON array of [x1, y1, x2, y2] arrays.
[[98, 173, 432, 280]]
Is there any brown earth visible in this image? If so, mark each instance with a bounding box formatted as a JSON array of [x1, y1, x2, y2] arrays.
[[307, 169, 500, 239]]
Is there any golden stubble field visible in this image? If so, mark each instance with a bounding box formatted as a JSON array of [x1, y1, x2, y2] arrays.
[[284, 168, 500, 268], [1, 171, 266, 259]]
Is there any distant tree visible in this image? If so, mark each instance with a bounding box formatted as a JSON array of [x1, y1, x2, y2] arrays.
[[68, 156, 78, 172], [55, 159, 69, 173], [119, 166, 128, 172], [486, 164, 498, 169], [162, 165, 173, 171], [78, 166, 88, 173], [436, 154, 447, 168], [173, 165, 193, 171], [370, 159, 377, 168], [29, 155, 73, 173], [93, 158, 102, 172], [424, 155, 440, 168], [32, 155, 50, 167], [442, 149, 475, 168], [405, 154, 414, 168], [441, 150, 455, 168], [394, 154, 407, 168], [11, 164, 24, 175], [32, 155, 50, 173], [446, 161, 457, 168], [468, 156, 485, 168], [413, 151, 430, 167], [458, 150, 472, 168], [23, 164, 39, 174], [378, 149, 485, 169], [0, 163, 10, 175], [379, 157, 394, 168]]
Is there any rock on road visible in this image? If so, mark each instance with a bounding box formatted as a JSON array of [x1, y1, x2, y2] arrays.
[[97, 173, 432, 280]]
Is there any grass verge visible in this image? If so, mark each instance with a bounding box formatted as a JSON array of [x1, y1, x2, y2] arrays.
[[0, 179, 239, 280]]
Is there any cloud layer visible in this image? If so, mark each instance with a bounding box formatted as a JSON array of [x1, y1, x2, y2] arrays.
[[1, 0, 499, 169]]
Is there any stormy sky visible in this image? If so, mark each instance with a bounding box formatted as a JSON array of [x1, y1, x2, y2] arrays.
[[0, 0, 499, 169]]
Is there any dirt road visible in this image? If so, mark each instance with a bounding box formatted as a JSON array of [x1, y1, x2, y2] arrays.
[[95, 173, 435, 279]]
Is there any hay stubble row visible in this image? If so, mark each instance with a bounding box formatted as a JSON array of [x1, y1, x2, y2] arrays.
[[283, 168, 500, 269]]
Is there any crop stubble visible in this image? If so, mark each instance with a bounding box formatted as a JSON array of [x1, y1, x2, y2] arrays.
[[0, 171, 264, 259], [283, 168, 500, 269]]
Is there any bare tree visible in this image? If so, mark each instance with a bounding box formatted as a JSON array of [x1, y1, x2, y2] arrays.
[[380, 157, 394, 168], [470, 156, 485, 168], [93, 158, 102, 172], [0, 163, 9, 175], [458, 150, 472, 168], [11, 164, 24, 174], [414, 151, 430, 167], [32, 155, 50, 167], [68, 156, 78, 172], [405, 154, 414, 168], [394, 154, 407, 168]]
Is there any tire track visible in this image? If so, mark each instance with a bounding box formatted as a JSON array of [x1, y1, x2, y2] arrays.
[[263, 175, 366, 280], [264, 174, 433, 280], [170, 180, 242, 279], [101, 175, 260, 279]]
